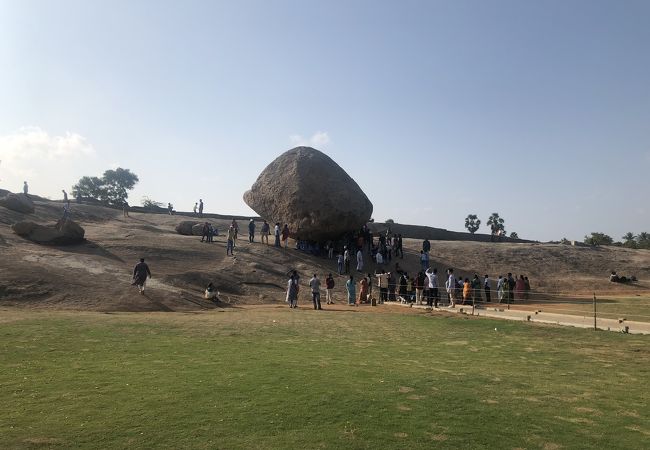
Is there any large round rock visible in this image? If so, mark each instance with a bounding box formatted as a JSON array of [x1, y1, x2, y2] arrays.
[[12, 219, 85, 245], [0, 193, 35, 214], [243, 147, 373, 241]]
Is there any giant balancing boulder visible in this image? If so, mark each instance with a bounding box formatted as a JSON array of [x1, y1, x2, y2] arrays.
[[243, 147, 373, 241], [12, 219, 85, 245], [0, 193, 35, 214]]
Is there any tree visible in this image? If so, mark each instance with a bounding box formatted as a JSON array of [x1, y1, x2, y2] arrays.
[[622, 232, 637, 249], [584, 232, 613, 246], [486, 213, 505, 240], [464, 214, 481, 234], [510, 232, 519, 239], [72, 176, 104, 199], [385, 218, 395, 224], [141, 196, 163, 210], [101, 168, 139, 205], [637, 232, 650, 249], [71, 168, 139, 205]]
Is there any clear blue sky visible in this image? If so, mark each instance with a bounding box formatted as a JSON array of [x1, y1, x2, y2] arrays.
[[1, 0, 648, 241]]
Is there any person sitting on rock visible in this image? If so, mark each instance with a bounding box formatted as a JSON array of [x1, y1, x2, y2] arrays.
[[204, 282, 218, 301]]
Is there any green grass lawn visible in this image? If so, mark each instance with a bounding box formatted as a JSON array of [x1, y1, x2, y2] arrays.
[[1, 307, 648, 449]]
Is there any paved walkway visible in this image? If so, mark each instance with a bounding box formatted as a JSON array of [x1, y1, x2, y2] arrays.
[[393, 302, 650, 335]]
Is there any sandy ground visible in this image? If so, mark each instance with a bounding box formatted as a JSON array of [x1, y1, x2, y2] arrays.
[[1, 198, 649, 312]]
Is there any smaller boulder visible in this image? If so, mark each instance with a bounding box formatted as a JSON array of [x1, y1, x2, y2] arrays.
[[12, 219, 85, 245], [175, 221, 201, 235], [0, 193, 35, 214]]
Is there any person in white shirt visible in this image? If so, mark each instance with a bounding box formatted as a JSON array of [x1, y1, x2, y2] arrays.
[[484, 275, 491, 303], [376, 251, 384, 266], [344, 247, 350, 274], [445, 268, 456, 308], [356, 249, 363, 272], [309, 274, 322, 310], [425, 267, 439, 308]]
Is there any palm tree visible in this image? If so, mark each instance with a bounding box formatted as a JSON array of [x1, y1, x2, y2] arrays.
[[622, 232, 637, 248], [637, 232, 650, 249], [464, 214, 481, 234], [486, 213, 505, 241]]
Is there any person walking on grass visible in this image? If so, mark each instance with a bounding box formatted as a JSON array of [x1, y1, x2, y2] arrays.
[[325, 273, 335, 304], [287, 274, 299, 309], [309, 274, 322, 310], [346, 275, 356, 306], [132, 258, 151, 295]]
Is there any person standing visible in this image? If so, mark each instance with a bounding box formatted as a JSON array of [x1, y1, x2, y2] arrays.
[[325, 273, 335, 304], [274, 222, 281, 247], [281, 224, 290, 248], [167, 203, 174, 215], [123, 201, 129, 217], [462, 278, 471, 305], [397, 234, 403, 259], [358, 276, 368, 306], [226, 225, 235, 256], [198, 199, 204, 218], [471, 274, 482, 305], [309, 274, 322, 310], [484, 275, 491, 303], [287, 274, 299, 309], [193, 203, 198, 215], [62, 189, 69, 206], [398, 272, 407, 302], [356, 248, 363, 272], [260, 220, 270, 245], [420, 251, 429, 271], [497, 275, 505, 303], [230, 219, 239, 248], [507, 273, 516, 304], [337, 252, 344, 275], [248, 219, 256, 243], [422, 238, 431, 254], [425, 267, 439, 308], [23, 181, 29, 195], [343, 247, 350, 274], [515, 275, 526, 301], [201, 222, 210, 242], [415, 271, 425, 305], [132, 258, 151, 295], [376, 270, 389, 304], [346, 275, 356, 306], [445, 268, 456, 308]]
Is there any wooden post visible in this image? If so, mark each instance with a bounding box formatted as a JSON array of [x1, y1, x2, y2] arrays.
[[593, 293, 597, 331]]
